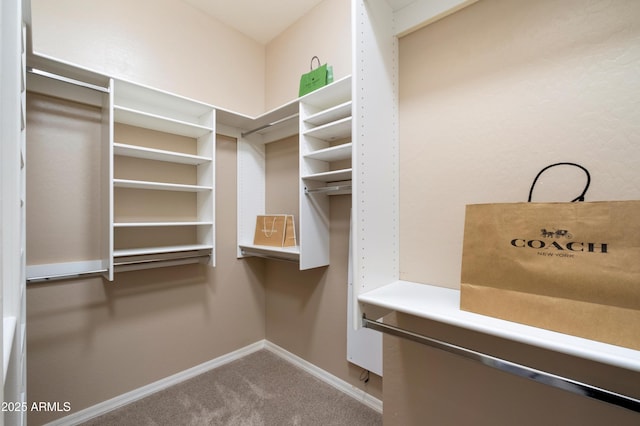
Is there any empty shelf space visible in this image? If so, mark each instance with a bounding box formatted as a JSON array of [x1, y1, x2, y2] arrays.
[[113, 179, 212, 192], [304, 143, 352, 162], [302, 168, 352, 182], [303, 117, 352, 141], [304, 101, 352, 126], [114, 143, 211, 165], [114, 106, 213, 138]]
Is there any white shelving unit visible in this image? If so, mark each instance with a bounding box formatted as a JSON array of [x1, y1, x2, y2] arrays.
[[234, 76, 352, 270], [110, 80, 216, 279]]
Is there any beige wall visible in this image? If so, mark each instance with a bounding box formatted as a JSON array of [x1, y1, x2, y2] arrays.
[[263, 137, 382, 401], [265, 0, 352, 110], [399, 0, 640, 288], [390, 0, 640, 424], [26, 0, 381, 424], [31, 0, 266, 116]]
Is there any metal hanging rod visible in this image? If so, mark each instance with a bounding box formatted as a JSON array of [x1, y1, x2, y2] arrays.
[[241, 113, 299, 137], [305, 184, 352, 195], [113, 253, 210, 267], [27, 67, 110, 93], [362, 316, 640, 414]]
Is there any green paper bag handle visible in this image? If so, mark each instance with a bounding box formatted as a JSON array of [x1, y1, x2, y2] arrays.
[[310, 56, 321, 70]]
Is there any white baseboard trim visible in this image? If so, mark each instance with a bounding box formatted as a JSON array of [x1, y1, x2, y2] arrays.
[[264, 341, 383, 413], [46, 339, 382, 425], [45, 340, 267, 426]]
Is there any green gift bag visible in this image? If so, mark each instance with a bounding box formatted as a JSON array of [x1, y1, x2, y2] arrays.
[[299, 56, 333, 97]]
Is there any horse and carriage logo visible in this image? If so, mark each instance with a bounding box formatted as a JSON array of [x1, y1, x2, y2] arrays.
[[540, 228, 573, 239]]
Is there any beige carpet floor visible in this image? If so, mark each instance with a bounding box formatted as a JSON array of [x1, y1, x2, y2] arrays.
[[81, 349, 382, 426]]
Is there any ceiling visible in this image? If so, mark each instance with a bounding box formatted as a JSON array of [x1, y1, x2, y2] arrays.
[[181, 0, 326, 44]]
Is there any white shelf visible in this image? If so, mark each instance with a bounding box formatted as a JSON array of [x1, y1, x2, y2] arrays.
[[303, 117, 352, 141], [113, 178, 212, 192], [359, 280, 640, 372], [114, 79, 214, 123], [114, 244, 213, 257], [299, 75, 352, 109], [304, 101, 352, 126], [114, 221, 213, 227], [114, 105, 213, 138], [114, 143, 211, 165], [239, 244, 300, 262], [304, 143, 352, 162], [302, 168, 352, 182]]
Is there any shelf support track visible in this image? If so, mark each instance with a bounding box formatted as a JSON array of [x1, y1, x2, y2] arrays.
[[362, 316, 640, 413]]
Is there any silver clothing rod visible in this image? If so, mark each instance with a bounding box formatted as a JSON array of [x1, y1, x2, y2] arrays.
[[26, 269, 108, 284], [27, 67, 110, 93], [362, 316, 640, 413], [305, 184, 352, 194], [113, 253, 210, 267], [241, 113, 299, 137]]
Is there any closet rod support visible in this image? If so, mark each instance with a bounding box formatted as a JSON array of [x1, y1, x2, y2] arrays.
[[362, 316, 640, 413], [27, 67, 110, 93]]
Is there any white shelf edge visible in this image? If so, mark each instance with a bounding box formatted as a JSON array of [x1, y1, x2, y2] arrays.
[[239, 244, 300, 262], [303, 116, 352, 140], [113, 105, 213, 138], [26, 260, 105, 280], [114, 142, 211, 165], [3, 316, 17, 382], [113, 178, 212, 192], [304, 101, 352, 126], [304, 142, 352, 162], [114, 221, 213, 227], [302, 168, 352, 182], [114, 244, 213, 257], [358, 280, 640, 372]]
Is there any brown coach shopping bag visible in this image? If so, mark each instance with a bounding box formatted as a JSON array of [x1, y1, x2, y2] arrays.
[[253, 215, 297, 247], [460, 163, 640, 350]]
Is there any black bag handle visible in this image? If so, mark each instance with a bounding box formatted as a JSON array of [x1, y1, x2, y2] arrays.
[[310, 56, 321, 70], [528, 162, 591, 202]]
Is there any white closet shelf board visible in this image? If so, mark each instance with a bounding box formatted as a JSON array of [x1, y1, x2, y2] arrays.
[[390, 0, 480, 37], [113, 179, 212, 192], [304, 101, 352, 126], [114, 79, 213, 121], [114, 244, 213, 257], [358, 280, 640, 372], [302, 168, 352, 182], [114, 221, 213, 227], [114, 106, 213, 139], [114, 143, 211, 165], [300, 75, 352, 109], [304, 143, 352, 162], [27, 51, 110, 89], [303, 117, 352, 141], [217, 99, 299, 144], [239, 244, 300, 262]]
